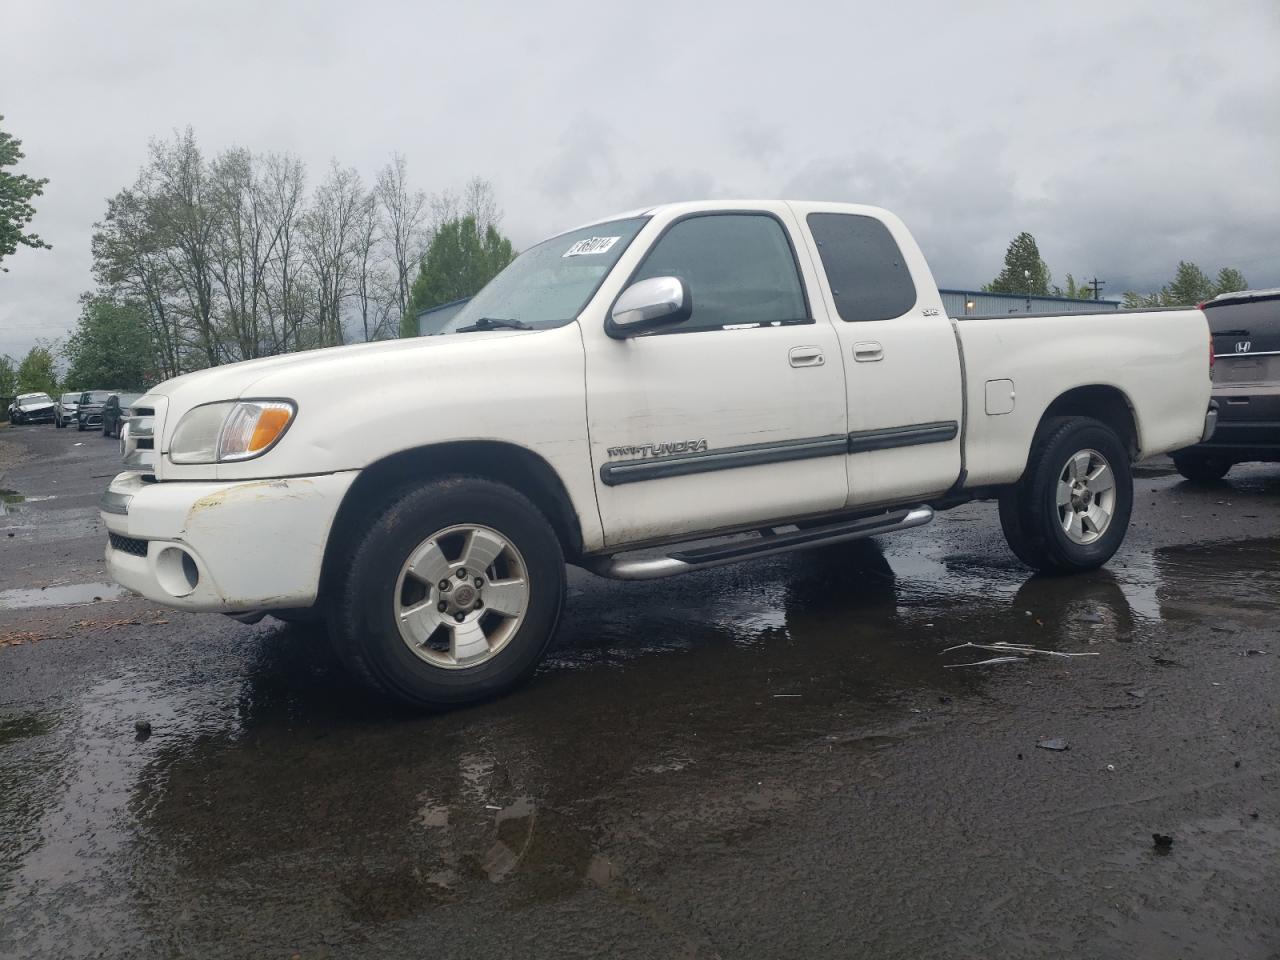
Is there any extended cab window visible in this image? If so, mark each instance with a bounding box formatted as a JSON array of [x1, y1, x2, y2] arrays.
[[807, 213, 917, 322], [632, 214, 808, 333]]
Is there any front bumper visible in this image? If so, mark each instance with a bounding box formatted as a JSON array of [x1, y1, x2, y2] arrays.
[[100, 470, 359, 612]]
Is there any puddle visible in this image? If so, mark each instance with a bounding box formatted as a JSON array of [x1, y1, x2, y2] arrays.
[[0, 488, 24, 504], [0, 712, 55, 747], [0, 582, 127, 610]]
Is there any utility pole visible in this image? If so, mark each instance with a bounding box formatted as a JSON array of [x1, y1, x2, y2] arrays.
[[1088, 277, 1106, 301]]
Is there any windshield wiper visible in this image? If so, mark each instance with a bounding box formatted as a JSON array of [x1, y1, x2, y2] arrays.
[[453, 317, 532, 333]]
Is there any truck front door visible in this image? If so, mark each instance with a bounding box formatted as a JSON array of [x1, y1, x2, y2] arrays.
[[583, 206, 849, 548]]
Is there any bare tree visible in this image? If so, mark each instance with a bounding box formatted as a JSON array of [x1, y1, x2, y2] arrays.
[[428, 176, 502, 235], [302, 162, 364, 347], [375, 154, 428, 333], [149, 129, 221, 367], [257, 153, 308, 353], [209, 147, 278, 361], [87, 131, 458, 376], [350, 190, 396, 341]]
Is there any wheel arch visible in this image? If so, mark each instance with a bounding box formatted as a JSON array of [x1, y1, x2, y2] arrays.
[[320, 440, 586, 599], [1039, 384, 1141, 460]]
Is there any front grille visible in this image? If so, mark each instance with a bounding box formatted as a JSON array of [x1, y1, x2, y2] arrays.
[[108, 532, 148, 557]]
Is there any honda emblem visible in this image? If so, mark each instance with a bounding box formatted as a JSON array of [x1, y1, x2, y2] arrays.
[[1235, 341, 1252, 353]]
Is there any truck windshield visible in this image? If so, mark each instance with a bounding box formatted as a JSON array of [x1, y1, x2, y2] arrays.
[[441, 216, 649, 334]]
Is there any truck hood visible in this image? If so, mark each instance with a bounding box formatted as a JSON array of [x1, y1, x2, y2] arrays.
[[137, 321, 588, 484], [151, 330, 530, 409]]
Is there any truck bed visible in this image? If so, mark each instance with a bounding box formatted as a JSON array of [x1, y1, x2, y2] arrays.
[[952, 307, 1210, 487]]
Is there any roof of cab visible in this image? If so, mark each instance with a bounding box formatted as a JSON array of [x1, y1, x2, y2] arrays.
[[561, 199, 893, 238]]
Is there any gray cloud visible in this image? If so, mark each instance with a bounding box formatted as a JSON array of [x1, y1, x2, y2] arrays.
[[2, 0, 1277, 359]]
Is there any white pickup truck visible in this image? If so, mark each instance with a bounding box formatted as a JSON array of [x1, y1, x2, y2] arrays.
[[100, 201, 1215, 707]]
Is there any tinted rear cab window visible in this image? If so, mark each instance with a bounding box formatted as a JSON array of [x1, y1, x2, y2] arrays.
[[806, 213, 917, 321]]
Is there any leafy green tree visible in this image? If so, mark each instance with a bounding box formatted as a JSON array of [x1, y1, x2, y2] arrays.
[[1052, 273, 1097, 300], [0, 354, 17, 398], [405, 216, 516, 335], [16, 344, 59, 395], [0, 115, 50, 271], [1121, 290, 1161, 309], [1165, 260, 1214, 306], [62, 295, 156, 391], [1122, 261, 1248, 308], [1213, 267, 1247, 297], [984, 232, 1052, 296]]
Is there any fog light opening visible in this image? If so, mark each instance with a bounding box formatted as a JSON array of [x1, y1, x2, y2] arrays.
[[156, 546, 200, 597]]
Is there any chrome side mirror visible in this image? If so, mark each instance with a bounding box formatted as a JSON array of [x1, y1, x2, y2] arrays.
[[608, 276, 692, 338]]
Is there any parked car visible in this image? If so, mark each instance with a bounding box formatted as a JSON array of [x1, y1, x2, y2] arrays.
[[101, 393, 143, 438], [7, 392, 56, 425], [1172, 288, 1280, 482], [54, 392, 82, 428], [99, 200, 1214, 708], [76, 390, 117, 431]]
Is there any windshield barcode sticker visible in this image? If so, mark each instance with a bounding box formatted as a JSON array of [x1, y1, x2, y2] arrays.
[[563, 236, 620, 257]]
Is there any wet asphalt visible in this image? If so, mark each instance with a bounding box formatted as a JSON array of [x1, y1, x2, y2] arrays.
[[0, 423, 1277, 960]]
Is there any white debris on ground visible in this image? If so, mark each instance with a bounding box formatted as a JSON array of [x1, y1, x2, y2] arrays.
[[942, 641, 1101, 668]]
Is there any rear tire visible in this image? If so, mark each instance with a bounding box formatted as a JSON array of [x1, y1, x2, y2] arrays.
[[327, 476, 566, 709], [999, 416, 1133, 574], [1172, 454, 1231, 483]]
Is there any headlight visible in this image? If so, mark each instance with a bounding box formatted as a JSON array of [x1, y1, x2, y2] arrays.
[[169, 400, 296, 464]]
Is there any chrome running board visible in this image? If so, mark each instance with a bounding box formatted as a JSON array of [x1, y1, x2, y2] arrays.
[[584, 506, 934, 581]]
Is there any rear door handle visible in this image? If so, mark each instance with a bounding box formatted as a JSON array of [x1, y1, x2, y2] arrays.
[[853, 341, 883, 362], [789, 346, 825, 368]]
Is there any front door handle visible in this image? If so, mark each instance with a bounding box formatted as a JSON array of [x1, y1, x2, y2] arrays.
[[789, 346, 825, 368], [853, 341, 884, 362]]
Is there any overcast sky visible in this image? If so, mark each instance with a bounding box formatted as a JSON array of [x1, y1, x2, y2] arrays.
[[2, 0, 1277, 358]]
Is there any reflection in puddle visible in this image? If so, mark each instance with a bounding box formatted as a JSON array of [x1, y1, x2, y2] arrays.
[[0, 582, 127, 610], [1153, 537, 1280, 618]]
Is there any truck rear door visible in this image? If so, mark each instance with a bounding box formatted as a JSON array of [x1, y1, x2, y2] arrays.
[[790, 204, 964, 507]]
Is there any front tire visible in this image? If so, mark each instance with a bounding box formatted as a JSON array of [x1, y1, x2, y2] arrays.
[[328, 476, 566, 709], [999, 416, 1133, 574], [1172, 453, 1231, 483]]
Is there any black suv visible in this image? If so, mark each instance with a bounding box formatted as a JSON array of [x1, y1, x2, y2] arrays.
[[1173, 289, 1280, 482], [101, 393, 143, 438], [76, 390, 117, 431]]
